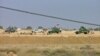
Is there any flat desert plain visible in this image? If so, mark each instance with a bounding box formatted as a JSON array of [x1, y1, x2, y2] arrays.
[[0, 31, 100, 56]]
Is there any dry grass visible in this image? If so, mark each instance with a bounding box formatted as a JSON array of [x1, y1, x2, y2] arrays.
[[0, 35, 100, 44], [0, 44, 100, 56], [0, 31, 100, 56]]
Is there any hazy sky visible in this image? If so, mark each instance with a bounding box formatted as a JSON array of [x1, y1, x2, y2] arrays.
[[0, 0, 100, 28]]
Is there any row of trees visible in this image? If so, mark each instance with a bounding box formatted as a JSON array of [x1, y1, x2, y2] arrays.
[[0, 25, 100, 33], [0, 26, 61, 34], [0, 26, 45, 33], [0, 26, 44, 29]]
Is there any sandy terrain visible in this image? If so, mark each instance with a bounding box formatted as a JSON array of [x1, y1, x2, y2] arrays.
[[0, 31, 100, 56]]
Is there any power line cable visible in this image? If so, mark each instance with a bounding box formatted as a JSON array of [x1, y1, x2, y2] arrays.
[[0, 6, 100, 26]]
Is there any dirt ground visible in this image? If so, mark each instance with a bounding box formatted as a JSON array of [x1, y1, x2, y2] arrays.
[[0, 31, 100, 56], [0, 31, 100, 44]]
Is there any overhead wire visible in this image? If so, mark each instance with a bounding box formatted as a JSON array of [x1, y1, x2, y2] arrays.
[[0, 6, 100, 26]]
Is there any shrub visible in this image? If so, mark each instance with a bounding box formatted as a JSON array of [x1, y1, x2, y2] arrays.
[[26, 26, 33, 30], [0, 26, 3, 29], [5, 26, 17, 33]]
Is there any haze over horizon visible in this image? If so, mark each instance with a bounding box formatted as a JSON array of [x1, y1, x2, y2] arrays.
[[0, 0, 100, 28]]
